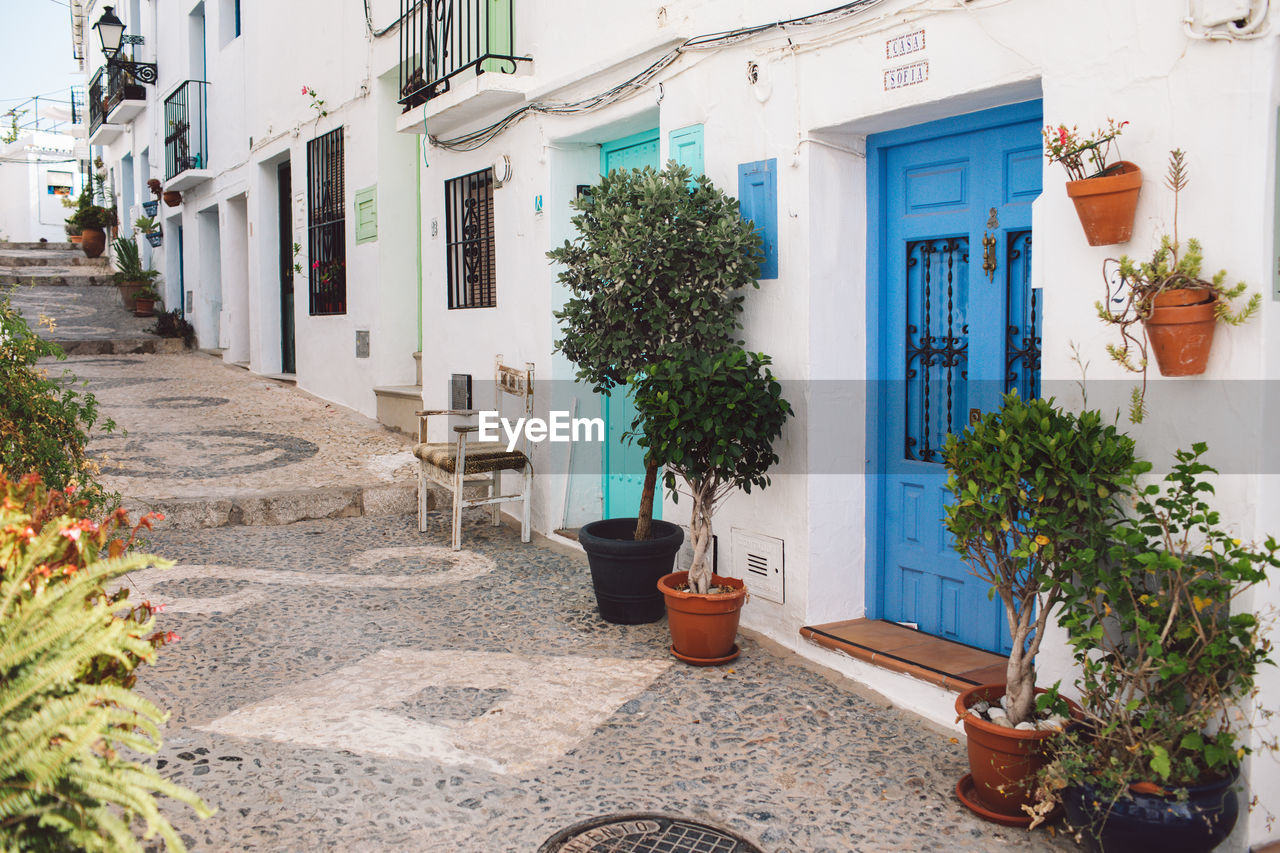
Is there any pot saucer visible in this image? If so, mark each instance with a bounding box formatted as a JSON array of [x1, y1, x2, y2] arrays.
[[670, 643, 740, 667], [955, 774, 1044, 828]]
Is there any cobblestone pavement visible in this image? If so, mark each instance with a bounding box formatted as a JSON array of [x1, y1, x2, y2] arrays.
[[68, 353, 419, 526], [10, 282, 163, 342], [130, 512, 1070, 852]]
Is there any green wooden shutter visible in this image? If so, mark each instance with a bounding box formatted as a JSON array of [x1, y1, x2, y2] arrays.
[[354, 185, 377, 244], [670, 124, 704, 176]]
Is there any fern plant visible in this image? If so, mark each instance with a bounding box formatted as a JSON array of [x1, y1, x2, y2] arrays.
[[0, 474, 211, 851]]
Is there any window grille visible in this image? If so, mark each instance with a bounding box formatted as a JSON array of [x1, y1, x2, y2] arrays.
[[307, 127, 346, 316], [445, 167, 496, 309]]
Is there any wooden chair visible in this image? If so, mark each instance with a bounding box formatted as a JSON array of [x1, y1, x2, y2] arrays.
[[414, 355, 533, 550]]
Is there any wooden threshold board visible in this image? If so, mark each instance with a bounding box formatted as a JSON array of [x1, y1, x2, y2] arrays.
[[800, 618, 1007, 693]]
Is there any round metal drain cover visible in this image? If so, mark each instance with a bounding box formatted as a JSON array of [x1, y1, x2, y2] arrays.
[[539, 813, 764, 853]]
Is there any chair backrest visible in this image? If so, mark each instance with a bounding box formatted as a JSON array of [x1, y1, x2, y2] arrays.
[[494, 353, 534, 418]]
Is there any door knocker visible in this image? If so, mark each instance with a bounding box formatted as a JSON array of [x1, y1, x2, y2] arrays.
[[982, 207, 999, 282]]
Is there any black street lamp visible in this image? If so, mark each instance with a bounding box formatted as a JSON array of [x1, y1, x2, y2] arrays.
[[93, 6, 157, 83]]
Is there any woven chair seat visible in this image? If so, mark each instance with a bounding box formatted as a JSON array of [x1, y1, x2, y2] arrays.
[[413, 441, 528, 475]]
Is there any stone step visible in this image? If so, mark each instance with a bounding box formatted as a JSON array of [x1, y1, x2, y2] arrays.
[[53, 338, 187, 355], [0, 241, 74, 251], [0, 272, 117, 287], [374, 384, 423, 436], [0, 253, 109, 268]]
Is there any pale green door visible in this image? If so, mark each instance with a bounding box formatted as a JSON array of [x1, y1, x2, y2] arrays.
[[600, 129, 660, 520]]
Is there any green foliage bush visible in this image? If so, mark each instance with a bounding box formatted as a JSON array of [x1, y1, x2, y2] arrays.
[[0, 474, 210, 850], [0, 294, 116, 511], [109, 237, 159, 286], [943, 392, 1137, 725], [147, 310, 195, 349], [1046, 443, 1279, 801]]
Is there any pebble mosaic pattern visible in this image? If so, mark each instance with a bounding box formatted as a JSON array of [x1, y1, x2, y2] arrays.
[[8, 283, 159, 340], [134, 513, 1072, 852]]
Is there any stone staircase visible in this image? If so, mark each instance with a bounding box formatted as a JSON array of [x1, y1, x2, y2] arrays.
[[374, 351, 424, 435], [0, 241, 183, 354]]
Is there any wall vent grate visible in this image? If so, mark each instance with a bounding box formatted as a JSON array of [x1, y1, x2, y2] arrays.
[[731, 529, 784, 604]]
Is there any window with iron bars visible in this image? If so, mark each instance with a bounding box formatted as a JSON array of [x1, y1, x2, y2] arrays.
[[307, 127, 346, 315], [445, 167, 496, 309]]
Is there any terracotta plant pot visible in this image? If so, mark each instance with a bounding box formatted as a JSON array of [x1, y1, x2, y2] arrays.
[[69, 234, 83, 245], [117, 281, 145, 311], [657, 570, 746, 666], [133, 297, 158, 317], [163, 190, 182, 207], [1144, 290, 1217, 377], [955, 683, 1081, 826], [80, 227, 106, 258], [1065, 161, 1142, 246]]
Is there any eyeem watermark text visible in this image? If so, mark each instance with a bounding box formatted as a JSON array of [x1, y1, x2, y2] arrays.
[[478, 411, 605, 451]]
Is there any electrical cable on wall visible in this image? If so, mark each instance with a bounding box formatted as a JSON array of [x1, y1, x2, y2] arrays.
[[427, 0, 889, 152]]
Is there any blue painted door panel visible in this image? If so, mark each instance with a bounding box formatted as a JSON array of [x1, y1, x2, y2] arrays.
[[600, 129, 660, 520], [870, 104, 1042, 653], [738, 159, 778, 280], [670, 124, 704, 176]]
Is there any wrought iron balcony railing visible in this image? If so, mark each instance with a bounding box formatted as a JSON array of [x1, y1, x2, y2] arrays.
[[398, 0, 529, 111], [87, 64, 148, 136], [164, 80, 208, 180]]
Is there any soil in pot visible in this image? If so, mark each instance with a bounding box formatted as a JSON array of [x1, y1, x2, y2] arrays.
[[1065, 161, 1143, 246], [80, 227, 106, 258], [658, 570, 746, 665], [1144, 291, 1217, 377], [578, 519, 683, 625], [955, 683, 1080, 825], [1061, 770, 1239, 853]]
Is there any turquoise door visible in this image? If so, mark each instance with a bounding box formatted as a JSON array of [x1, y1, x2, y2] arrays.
[[867, 102, 1042, 653], [600, 129, 660, 520]]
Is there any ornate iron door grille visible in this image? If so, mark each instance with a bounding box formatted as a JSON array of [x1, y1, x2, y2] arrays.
[[306, 128, 347, 316], [444, 167, 496, 309], [904, 237, 970, 463], [1004, 231, 1040, 400]]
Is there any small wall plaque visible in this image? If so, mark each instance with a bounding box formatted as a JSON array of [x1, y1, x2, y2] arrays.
[[884, 60, 929, 91], [355, 330, 370, 359], [886, 29, 925, 59]]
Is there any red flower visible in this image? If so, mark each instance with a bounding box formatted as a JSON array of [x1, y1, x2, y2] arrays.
[[301, 86, 309, 95]]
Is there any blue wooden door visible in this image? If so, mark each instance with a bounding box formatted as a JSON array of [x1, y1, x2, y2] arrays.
[[600, 129, 660, 520], [868, 102, 1042, 653]]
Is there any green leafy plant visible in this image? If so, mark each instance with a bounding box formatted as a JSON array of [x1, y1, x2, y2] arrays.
[[549, 161, 764, 540], [630, 349, 792, 593], [2, 108, 27, 144], [300, 85, 327, 118], [0, 294, 117, 512], [1035, 443, 1279, 823], [147, 310, 195, 349], [1098, 150, 1259, 421], [134, 284, 161, 302], [110, 236, 160, 285], [133, 215, 158, 235], [942, 392, 1138, 726], [0, 473, 211, 850]]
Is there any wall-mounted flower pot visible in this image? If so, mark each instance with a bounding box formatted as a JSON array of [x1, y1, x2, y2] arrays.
[[1144, 288, 1216, 377], [80, 226, 106, 258], [657, 570, 746, 665], [142, 199, 159, 216], [163, 190, 182, 207], [1065, 161, 1142, 246], [146, 230, 163, 248]]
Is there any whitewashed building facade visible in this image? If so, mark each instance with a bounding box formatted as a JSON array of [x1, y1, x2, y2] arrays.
[[75, 0, 1280, 846]]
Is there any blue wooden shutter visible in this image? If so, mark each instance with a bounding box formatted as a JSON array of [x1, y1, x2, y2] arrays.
[[670, 124, 704, 176], [738, 158, 778, 280]]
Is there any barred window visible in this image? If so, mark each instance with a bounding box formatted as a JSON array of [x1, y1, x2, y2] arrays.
[[307, 127, 346, 315], [445, 167, 496, 309]]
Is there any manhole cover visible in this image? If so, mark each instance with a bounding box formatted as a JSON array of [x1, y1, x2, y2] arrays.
[[539, 813, 764, 853]]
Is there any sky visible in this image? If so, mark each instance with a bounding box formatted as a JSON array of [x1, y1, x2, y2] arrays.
[[0, 0, 85, 131]]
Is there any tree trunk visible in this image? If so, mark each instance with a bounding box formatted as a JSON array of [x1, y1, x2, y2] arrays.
[[632, 455, 660, 541], [1003, 608, 1037, 725], [687, 481, 715, 594]]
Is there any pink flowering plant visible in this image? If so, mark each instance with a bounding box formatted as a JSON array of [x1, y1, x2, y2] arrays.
[[1044, 118, 1130, 182], [300, 85, 328, 118]]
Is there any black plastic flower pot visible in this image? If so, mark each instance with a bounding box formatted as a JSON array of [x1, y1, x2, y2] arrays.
[[578, 518, 683, 625], [1061, 769, 1239, 853]]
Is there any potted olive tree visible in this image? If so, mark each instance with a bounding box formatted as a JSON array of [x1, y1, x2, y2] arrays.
[[942, 392, 1137, 824], [1031, 443, 1280, 850], [548, 161, 764, 624], [632, 348, 791, 664]]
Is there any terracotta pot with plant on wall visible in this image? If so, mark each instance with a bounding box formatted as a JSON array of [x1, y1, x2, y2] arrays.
[[163, 190, 182, 207], [1045, 119, 1141, 246], [1143, 287, 1217, 377]]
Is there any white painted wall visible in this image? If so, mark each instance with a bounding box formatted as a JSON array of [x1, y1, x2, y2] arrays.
[[0, 134, 84, 243]]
